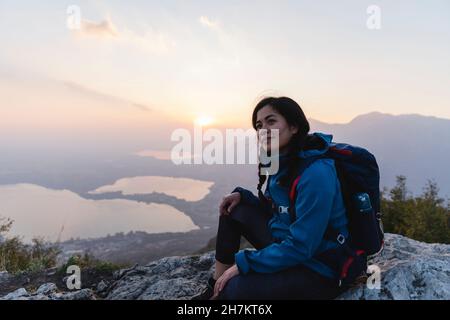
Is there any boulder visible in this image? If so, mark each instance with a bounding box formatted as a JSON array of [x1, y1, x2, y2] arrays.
[[1, 233, 449, 300], [105, 233, 450, 300]]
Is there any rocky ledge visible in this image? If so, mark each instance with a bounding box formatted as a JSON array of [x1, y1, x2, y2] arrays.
[[1, 233, 449, 300]]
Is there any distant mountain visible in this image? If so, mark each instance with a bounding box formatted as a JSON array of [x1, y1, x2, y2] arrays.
[[0, 110, 448, 255], [310, 112, 450, 197]]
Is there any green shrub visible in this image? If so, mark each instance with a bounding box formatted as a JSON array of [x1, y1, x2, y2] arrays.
[[381, 176, 450, 244], [0, 217, 60, 274], [58, 252, 123, 275]]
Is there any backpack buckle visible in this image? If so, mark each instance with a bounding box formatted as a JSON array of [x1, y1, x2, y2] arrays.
[[278, 206, 289, 214], [336, 234, 346, 245]]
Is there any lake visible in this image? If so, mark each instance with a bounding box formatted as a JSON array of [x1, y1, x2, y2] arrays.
[[89, 176, 214, 201], [0, 184, 199, 242]]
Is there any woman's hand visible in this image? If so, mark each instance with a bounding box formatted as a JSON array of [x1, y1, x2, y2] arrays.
[[219, 192, 241, 216], [211, 264, 240, 299]]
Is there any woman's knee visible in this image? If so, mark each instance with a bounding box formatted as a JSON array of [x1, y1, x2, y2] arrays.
[[227, 202, 257, 225]]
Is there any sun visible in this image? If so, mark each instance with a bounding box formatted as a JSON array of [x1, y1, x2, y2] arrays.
[[194, 115, 215, 127]]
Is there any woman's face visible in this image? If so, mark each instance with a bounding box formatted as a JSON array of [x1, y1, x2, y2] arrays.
[[255, 105, 298, 154]]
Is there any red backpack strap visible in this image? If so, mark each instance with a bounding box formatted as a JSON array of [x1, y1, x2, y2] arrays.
[[288, 175, 302, 223], [289, 176, 302, 202], [287, 155, 325, 223]]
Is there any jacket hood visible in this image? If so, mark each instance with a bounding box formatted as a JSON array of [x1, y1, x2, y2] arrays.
[[266, 132, 333, 171], [278, 132, 333, 162], [298, 132, 333, 158]]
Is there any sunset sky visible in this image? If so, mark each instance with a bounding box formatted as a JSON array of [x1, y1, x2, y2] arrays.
[[1, 0, 449, 139]]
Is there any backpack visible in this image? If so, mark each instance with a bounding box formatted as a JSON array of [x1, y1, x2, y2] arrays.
[[287, 142, 384, 287]]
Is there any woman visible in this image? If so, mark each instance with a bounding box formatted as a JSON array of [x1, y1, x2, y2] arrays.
[[192, 96, 350, 300]]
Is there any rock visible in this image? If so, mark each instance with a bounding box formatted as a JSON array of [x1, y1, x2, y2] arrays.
[[60, 289, 96, 300], [113, 263, 139, 280], [0, 233, 448, 300], [337, 234, 450, 300], [36, 283, 58, 295], [0, 271, 10, 282], [26, 294, 51, 301], [21, 277, 31, 286], [106, 253, 215, 300], [2, 288, 29, 300], [50, 292, 64, 300], [105, 233, 450, 300], [62, 275, 70, 284], [96, 280, 109, 293], [0, 283, 96, 300], [46, 267, 58, 276]]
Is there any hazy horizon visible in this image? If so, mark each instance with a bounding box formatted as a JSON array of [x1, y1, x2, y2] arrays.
[[1, 1, 450, 138], [0, 1, 449, 243]]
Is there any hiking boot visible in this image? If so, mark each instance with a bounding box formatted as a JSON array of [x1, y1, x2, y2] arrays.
[[191, 277, 216, 300]]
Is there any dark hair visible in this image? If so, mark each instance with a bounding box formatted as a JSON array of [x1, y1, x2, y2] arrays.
[[252, 96, 310, 204]]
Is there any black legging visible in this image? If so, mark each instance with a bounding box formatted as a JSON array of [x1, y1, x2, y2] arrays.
[[215, 202, 345, 300]]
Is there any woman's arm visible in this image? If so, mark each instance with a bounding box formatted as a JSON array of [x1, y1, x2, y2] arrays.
[[234, 159, 337, 274]]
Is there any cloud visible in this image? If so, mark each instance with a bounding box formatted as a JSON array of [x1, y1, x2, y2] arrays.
[[63, 81, 152, 112], [73, 15, 175, 54], [199, 16, 219, 30], [79, 16, 118, 38]]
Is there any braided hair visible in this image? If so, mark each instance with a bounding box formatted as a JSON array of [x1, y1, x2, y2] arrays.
[[252, 97, 310, 204]]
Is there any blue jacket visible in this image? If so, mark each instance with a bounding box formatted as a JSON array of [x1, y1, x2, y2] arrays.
[[233, 132, 349, 279]]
